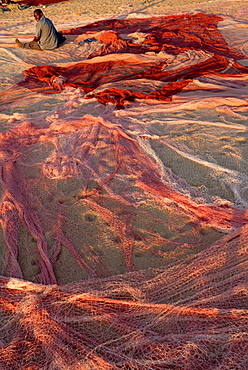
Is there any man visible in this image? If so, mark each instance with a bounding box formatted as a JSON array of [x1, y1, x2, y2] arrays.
[[15, 9, 65, 50]]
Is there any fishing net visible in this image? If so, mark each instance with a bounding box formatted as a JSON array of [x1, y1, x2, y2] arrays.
[[0, 12, 248, 369], [0, 226, 248, 369]]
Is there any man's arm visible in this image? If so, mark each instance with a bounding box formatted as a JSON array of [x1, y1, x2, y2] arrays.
[[34, 20, 42, 43]]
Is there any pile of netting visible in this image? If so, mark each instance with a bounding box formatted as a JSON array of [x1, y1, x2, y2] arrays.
[[0, 225, 248, 369], [14, 13, 248, 109], [15, 0, 70, 7]]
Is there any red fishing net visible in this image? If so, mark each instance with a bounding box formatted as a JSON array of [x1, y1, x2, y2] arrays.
[[0, 12, 248, 369], [13, 13, 247, 109], [62, 13, 244, 59], [15, 0, 70, 6]]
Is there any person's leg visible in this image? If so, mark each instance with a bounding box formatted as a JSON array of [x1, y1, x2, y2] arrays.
[[24, 40, 42, 50], [15, 39, 41, 50]]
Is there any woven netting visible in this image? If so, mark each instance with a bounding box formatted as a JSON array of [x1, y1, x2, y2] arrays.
[[0, 225, 248, 369], [0, 12, 248, 370], [1, 111, 247, 284]]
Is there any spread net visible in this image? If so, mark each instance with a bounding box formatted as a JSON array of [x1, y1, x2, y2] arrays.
[[0, 11, 248, 369], [0, 227, 248, 369]]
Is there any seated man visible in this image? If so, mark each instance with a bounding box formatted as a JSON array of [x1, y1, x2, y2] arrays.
[[15, 9, 65, 50]]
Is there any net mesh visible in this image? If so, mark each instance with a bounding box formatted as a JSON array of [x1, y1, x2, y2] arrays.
[[0, 225, 247, 369], [1, 111, 247, 284], [0, 11, 248, 370]]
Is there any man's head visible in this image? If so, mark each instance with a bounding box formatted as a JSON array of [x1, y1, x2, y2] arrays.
[[34, 9, 43, 22]]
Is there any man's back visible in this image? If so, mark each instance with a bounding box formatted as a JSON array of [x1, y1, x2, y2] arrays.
[[36, 16, 58, 50]]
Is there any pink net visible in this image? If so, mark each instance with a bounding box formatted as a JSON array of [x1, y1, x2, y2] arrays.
[[0, 12, 248, 369], [0, 226, 247, 369]]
